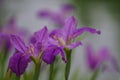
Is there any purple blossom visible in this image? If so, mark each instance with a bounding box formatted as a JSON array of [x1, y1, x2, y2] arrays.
[[30, 26, 49, 57], [49, 16, 100, 50], [30, 26, 66, 64], [85, 44, 120, 72], [37, 4, 74, 26], [42, 16, 100, 64], [9, 35, 30, 77]]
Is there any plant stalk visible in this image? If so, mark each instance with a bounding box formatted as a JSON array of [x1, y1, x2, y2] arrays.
[[49, 63, 54, 80], [65, 49, 72, 80]]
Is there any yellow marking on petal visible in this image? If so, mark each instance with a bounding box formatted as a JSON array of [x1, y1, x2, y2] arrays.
[[58, 38, 66, 46], [30, 47, 34, 54], [53, 35, 59, 40], [52, 35, 68, 48], [27, 45, 35, 55]]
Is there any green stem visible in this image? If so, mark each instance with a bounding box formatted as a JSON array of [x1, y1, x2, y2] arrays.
[[5, 69, 11, 80], [65, 49, 72, 80], [0, 47, 8, 79], [33, 61, 41, 80], [49, 63, 54, 80], [90, 68, 99, 80], [16, 76, 20, 80], [31, 51, 43, 80]]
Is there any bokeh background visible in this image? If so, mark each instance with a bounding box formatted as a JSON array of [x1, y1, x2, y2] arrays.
[[0, 0, 120, 80]]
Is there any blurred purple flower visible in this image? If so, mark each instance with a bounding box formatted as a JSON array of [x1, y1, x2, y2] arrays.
[[0, 17, 29, 52], [85, 44, 120, 72], [37, 10, 65, 26], [0, 33, 11, 51], [61, 4, 75, 14], [37, 4, 74, 26], [9, 35, 30, 77]]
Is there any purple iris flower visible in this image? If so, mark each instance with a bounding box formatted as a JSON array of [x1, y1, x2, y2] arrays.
[[37, 4, 74, 26], [0, 17, 29, 52], [85, 44, 120, 72], [49, 16, 100, 50], [30, 26, 66, 64], [30, 26, 49, 57], [42, 16, 100, 64], [9, 35, 31, 77]]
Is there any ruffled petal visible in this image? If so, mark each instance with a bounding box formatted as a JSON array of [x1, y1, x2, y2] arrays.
[[34, 26, 48, 43], [73, 27, 101, 39], [9, 52, 30, 77], [10, 35, 27, 53], [67, 41, 82, 49], [42, 45, 66, 64], [58, 47, 67, 63], [49, 29, 63, 38], [35, 42, 43, 56], [48, 38, 59, 46], [64, 16, 77, 41], [30, 36, 37, 44], [42, 45, 60, 64]]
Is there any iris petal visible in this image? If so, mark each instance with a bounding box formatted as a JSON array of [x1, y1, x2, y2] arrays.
[[67, 41, 82, 49], [10, 35, 27, 53], [49, 29, 63, 38], [73, 27, 101, 39], [42, 45, 59, 64], [58, 47, 67, 63], [42, 45, 66, 64], [30, 36, 36, 44], [9, 52, 30, 77], [64, 16, 77, 41], [34, 26, 48, 43]]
